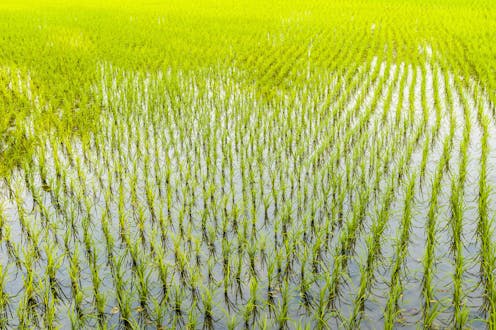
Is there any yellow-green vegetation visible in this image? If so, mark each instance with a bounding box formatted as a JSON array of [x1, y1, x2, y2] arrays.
[[0, 0, 495, 328]]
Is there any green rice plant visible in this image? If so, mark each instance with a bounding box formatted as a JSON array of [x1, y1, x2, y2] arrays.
[[275, 280, 291, 330], [171, 285, 186, 326], [112, 253, 133, 327], [40, 274, 57, 329], [0, 263, 9, 329], [314, 278, 331, 329], [68, 246, 84, 319], [44, 240, 64, 300], [18, 246, 41, 328], [134, 255, 152, 312]]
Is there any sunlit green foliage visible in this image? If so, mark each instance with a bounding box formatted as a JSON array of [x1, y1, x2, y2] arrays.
[[0, 0, 495, 328]]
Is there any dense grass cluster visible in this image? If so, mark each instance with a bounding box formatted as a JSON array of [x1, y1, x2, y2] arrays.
[[0, 0, 495, 328]]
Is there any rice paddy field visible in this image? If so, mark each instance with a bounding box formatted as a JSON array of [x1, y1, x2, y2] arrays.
[[1, 0, 496, 328]]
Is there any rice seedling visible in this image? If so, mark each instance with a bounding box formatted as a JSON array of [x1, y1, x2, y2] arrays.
[[0, 0, 495, 328]]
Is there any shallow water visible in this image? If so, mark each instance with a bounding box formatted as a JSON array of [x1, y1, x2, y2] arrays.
[[0, 55, 495, 329]]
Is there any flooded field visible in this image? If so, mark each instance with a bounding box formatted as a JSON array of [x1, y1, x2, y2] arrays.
[[0, 0, 496, 328]]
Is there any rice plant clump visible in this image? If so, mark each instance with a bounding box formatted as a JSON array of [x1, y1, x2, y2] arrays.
[[0, 0, 496, 328]]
